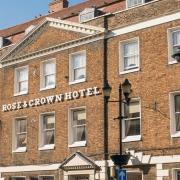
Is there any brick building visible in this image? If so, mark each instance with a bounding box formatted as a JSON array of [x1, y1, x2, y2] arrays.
[[0, 0, 180, 179]]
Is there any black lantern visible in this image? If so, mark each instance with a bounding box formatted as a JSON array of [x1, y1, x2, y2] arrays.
[[122, 79, 131, 103], [102, 80, 112, 99]]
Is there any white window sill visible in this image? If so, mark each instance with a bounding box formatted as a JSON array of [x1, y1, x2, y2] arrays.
[[69, 78, 86, 85], [120, 68, 140, 75], [38, 144, 55, 151], [12, 147, 27, 153], [168, 60, 178, 65], [68, 141, 86, 148], [40, 86, 56, 91], [14, 91, 28, 97], [171, 132, 180, 138], [122, 135, 141, 142]]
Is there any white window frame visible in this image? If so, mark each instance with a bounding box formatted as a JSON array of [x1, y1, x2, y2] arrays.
[[68, 107, 86, 147], [126, 0, 144, 8], [168, 26, 180, 65], [69, 50, 86, 85], [14, 66, 29, 96], [170, 91, 180, 138], [122, 98, 141, 142], [12, 117, 27, 153], [119, 37, 140, 74], [39, 112, 55, 151], [40, 59, 56, 91]]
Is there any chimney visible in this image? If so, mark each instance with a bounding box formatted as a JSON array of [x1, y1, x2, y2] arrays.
[[49, 0, 69, 13]]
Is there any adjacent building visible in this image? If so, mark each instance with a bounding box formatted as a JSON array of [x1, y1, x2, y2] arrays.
[[0, 0, 180, 179]]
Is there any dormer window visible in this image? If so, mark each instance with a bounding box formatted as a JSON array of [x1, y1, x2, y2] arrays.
[[79, 7, 101, 23]]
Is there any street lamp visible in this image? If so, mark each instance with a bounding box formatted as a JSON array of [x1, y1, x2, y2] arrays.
[[172, 47, 180, 62], [103, 79, 131, 168]]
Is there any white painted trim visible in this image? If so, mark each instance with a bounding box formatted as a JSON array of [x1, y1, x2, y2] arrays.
[[40, 58, 56, 91], [109, 11, 180, 38], [69, 50, 86, 84], [47, 17, 105, 33], [120, 68, 140, 75], [119, 37, 140, 73], [38, 144, 55, 151], [167, 26, 180, 64], [122, 135, 141, 142], [14, 65, 29, 96], [39, 111, 56, 149], [12, 147, 27, 153], [169, 91, 180, 137], [68, 141, 87, 148], [12, 117, 28, 153], [0, 163, 61, 173], [122, 98, 141, 141], [68, 106, 86, 147]]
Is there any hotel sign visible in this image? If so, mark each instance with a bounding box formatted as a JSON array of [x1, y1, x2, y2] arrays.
[[2, 87, 100, 112]]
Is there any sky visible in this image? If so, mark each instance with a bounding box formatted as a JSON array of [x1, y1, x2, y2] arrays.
[[0, 0, 85, 30]]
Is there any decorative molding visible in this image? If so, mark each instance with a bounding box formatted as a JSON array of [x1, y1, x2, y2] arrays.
[[1, 34, 104, 67], [60, 152, 100, 171], [0, 17, 105, 66]]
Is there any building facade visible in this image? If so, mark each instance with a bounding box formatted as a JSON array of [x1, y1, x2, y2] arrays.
[[0, 0, 180, 179]]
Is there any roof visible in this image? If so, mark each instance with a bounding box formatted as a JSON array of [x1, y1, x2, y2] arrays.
[[0, 0, 121, 38]]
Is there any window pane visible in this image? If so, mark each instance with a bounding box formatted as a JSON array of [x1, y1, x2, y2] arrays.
[[73, 110, 86, 125], [73, 54, 85, 69], [73, 126, 86, 142], [123, 41, 138, 70], [127, 172, 142, 180], [74, 68, 85, 80], [44, 130, 54, 145], [45, 74, 55, 87], [17, 133, 27, 147], [18, 68, 28, 81], [17, 119, 26, 133], [44, 115, 55, 129], [176, 113, 180, 131], [124, 101, 140, 118], [173, 31, 180, 46], [72, 109, 86, 142], [19, 81, 28, 92], [44, 62, 55, 75], [175, 95, 180, 112], [125, 118, 140, 136]]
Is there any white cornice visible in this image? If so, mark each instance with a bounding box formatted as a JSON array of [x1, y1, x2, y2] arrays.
[[47, 17, 105, 34]]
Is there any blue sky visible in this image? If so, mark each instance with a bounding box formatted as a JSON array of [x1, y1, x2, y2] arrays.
[[0, 0, 85, 30]]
